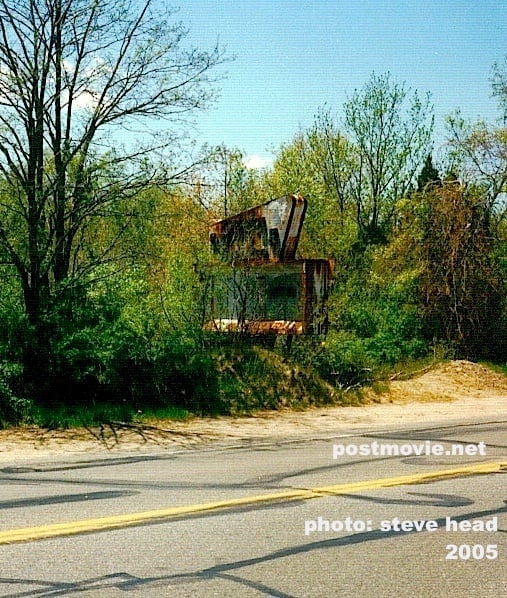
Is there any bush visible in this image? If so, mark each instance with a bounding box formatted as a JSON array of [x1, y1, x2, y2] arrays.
[[0, 361, 30, 427], [27, 402, 135, 429], [210, 344, 336, 414], [291, 332, 373, 388], [327, 240, 430, 372], [110, 332, 220, 414], [417, 183, 506, 360]]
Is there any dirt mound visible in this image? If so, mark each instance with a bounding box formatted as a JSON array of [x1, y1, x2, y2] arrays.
[[0, 361, 505, 461], [371, 360, 507, 404]]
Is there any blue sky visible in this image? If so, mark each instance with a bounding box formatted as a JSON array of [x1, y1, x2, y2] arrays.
[[174, 0, 506, 167]]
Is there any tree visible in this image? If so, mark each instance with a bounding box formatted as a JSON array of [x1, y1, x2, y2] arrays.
[[428, 59, 507, 360], [420, 181, 502, 359], [491, 55, 507, 123], [302, 108, 354, 225], [264, 132, 330, 256], [446, 111, 507, 220], [192, 145, 261, 218], [343, 72, 434, 244], [417, 154, 440, 191], [0, 0, 224, 391], [264, 113, 356, 259]]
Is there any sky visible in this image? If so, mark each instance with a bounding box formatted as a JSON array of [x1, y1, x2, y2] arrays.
[[172, 0, 506, 168]]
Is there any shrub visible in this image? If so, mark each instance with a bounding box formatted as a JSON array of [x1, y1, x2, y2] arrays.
[[291, 332, 373, 388], [0, 361, 30, 427], [211, 345, 336, 414]]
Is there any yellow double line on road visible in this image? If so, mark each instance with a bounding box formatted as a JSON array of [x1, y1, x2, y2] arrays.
[[0, 461, 505, 545]]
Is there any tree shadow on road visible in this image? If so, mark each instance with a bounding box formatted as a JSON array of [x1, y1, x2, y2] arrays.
[[0, 504, 505, 597]]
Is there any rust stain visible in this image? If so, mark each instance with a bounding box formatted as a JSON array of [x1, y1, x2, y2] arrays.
[[209, 195, 306, 263], [204, 319, 304, 335], [206, 195, 332, 335]]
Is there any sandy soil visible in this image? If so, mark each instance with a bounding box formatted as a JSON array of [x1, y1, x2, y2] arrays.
[[0, 360, 505, 462]]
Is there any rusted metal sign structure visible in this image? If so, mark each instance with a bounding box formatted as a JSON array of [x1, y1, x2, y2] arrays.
[[206, 195, 333, 335]]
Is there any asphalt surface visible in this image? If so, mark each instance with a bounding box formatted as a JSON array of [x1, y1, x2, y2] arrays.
[[0, 417, 505, 597]]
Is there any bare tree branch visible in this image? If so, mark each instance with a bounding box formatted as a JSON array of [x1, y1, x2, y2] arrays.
[[0, 0, 226, 327]]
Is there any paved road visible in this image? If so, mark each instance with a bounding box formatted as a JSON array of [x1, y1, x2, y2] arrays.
[[0, 417, 505, 597]]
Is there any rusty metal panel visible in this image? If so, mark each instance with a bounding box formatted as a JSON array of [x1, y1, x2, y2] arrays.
[[204, 259, 332, 335], [301, 259, 333, 334], [205, 194, 332, 336], [261, 194, 306, 260], [209, 195, 306, 262], [204, 319, 304, 335]]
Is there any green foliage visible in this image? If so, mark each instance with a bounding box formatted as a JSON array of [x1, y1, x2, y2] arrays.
[[417, 155, 441, 191], [112, 338, 337, 416], [196, 145, 267, 217], [1, 62, 507, 428], [26, 403, 193, 429], [209, 345, 336, 414], [137, 406, 192, 422], [27, 403, 134, 430], [160, 252, 209, 330], [0, 267, 25, 360], [0, 361, 30, 427], [337, 288, 426, 364], [445, 111, 507, 214], [343, 71, 434, 242], [328, 236, 427, 361], [480, 361, 507, 376], [263, 117, 358, 260], [115, 334, 219, 413], [419, 182, 505, 359], [291, 332, 373, 388]]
